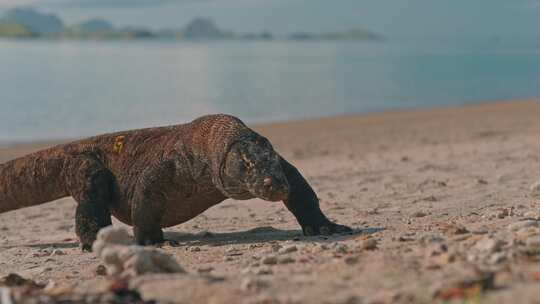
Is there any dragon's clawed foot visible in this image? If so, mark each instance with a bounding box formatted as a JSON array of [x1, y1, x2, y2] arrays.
[[302, 222, 353, 236]]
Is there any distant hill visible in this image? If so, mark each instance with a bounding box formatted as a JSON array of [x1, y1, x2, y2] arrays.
[[0, 8, 382, 42], [182, 17, 227, 39], [1, 8, 63, 34], [75, 18, 114, 32]]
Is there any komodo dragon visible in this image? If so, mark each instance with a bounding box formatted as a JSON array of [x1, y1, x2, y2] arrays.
[[0, 114, 352, 250]]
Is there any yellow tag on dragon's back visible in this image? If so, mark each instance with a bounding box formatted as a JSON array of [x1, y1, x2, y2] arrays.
[[113, 136, 125, 154]]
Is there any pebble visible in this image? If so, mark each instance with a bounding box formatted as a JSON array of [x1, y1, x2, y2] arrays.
[[241, 278, 270, 292], [197, 266, 214, 274], [471, 226, 490, 235], [255, 267, 273, 276], [95, 265, 107, 276], [489, 252, 506, 264], [507, 220, 539, 231], [270, 244, 282, 253], [411, 211, 428, 218], [50, 249, 66, 256], [93, 226, 184, 277], [226, 247, 243, 256], [360, 239, 378, 251], [515, 227, 540, 243], [318, 244, 330, 251], [523, 211, 540, 221], [278, 257, 296, 264], [474, 238, 503, 254], [426, 243, 448, 257], [278, 245, 298, 255], [477, 178, 489, 185], [334, 244, 349, 254], [526, 236, 540, 254], [189, 246, 201, 252], [448, 224, 469, 235], [261, 256, 278, 265], [496, 209, 510, 219]]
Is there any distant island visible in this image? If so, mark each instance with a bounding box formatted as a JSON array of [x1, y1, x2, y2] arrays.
[[0, 7, 382, 42]]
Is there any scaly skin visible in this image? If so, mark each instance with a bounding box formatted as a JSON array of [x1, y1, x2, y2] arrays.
[[0, 114, 351, 250]]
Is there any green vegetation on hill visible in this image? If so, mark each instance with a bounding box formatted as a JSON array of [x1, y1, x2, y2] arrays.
[[0, 22, 34, 38]]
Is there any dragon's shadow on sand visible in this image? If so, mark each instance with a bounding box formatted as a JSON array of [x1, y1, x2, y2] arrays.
[[163, 226, 385, 247], [0, 227, 384, 250]]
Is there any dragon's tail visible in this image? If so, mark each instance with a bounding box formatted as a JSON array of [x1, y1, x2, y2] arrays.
[[0, 151, 68, 213]]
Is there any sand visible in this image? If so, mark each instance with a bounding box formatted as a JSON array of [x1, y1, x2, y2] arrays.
[[2, 99, 540, 303]]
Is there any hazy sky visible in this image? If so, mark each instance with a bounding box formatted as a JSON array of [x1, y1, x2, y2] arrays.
[[1, 0, 540, 37]]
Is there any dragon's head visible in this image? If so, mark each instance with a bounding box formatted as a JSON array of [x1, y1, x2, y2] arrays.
[[221, 136, 289, 201]]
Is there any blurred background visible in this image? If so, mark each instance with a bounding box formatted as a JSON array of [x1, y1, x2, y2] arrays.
[[1, 0, 540, 142]]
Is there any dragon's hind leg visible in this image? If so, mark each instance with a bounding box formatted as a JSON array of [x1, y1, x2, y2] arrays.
[[66, 156, 114, 251]]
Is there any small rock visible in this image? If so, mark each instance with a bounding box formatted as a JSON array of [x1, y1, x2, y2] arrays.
[[278, 245, 298, 255], [489, 252, 506, 264], [439, 222, 470, 235], [426, 243, 448, 257], [515, 227, 540, 243], [95, 265, 107, 276], [411, 211, 428, 218], [471, 226, 489, 235], [50, 249, 66, 256], [92, 226, 184, 277], [508, 220, 539, 231], [189, 246, 201, 252], [497, 209, 509, 219], [477, 179, 489, 185], [526, 236, 540, 254], [334, 244, 349, 254], [398, 235, 415, 242], [91, 226, 132, 254], [474, 238, 503, 254], [270, 244, 282, 252], [255, 267, 273, 275], [360, 239, 378, 251], [523, 211, 540, 221], [241, 278, 269, 292], [197, 266, 214, 274], [43, 281, 74, 297], [226, 247, 243, 256], [261, 256, 278, 265], [318, 244, 330, 251], [278, 257, 296, 264]]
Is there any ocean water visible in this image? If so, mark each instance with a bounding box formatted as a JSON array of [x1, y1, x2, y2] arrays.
[[1, 38, 540, 142]]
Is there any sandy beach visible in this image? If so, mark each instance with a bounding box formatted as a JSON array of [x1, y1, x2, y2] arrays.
[[2, 99, 540, 303]]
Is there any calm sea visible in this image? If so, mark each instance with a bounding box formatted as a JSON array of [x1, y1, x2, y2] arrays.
[[1, 38, 540, 142]]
